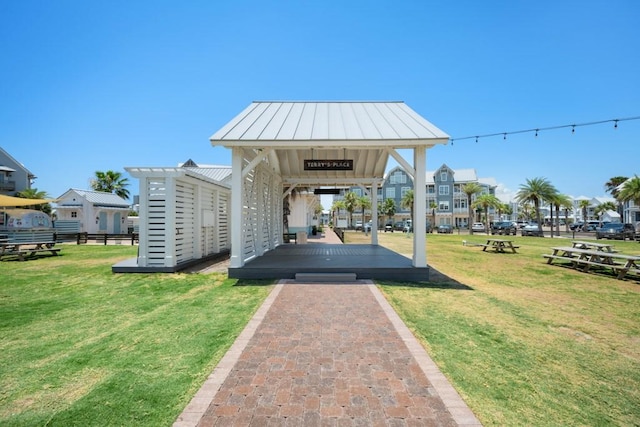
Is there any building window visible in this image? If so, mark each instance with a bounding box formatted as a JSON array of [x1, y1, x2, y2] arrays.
[[427, 185, 435, 194], [441, 171, 448, 181], [454, 199, 467, 209], [390, 171, 406, 185], [71, 212, 77, 218], [353, 188, 362, 197], [401, 187, 411, 198], [439, 185, 449, 195], [439, 201, 450, 211], [386, 187, 396, 199]]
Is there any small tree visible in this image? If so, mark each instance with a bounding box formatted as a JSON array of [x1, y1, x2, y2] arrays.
[[401, 189, 414, 230], [472, 194, 501, 233], [91, 170, 130, 199], [462, 183, 482, 234], [515, 177, 558, 234], [618, 175, 640, 223], [342, 191, 358, 228], [15, 188, 52, 215], [381, 198, 396, 227]]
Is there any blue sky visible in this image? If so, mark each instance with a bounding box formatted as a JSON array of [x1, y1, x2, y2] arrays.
[[1, 1, 638, 204]]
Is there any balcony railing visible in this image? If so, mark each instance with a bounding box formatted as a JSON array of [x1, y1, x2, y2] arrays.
[[0, 181, 16, 191]]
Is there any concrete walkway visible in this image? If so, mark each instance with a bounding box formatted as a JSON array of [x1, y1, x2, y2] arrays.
[[174, 228, 481, 426]]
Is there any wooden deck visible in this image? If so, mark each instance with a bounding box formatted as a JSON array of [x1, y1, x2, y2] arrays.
[[228, 243, 429, 282]]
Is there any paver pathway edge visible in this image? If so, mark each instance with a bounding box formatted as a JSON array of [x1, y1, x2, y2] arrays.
[[174, 280, 482, 426]]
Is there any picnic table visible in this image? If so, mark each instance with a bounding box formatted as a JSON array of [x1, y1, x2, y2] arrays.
[[544, 246, 640, 280], [480, 238, 519, 253], [0, 241, 61, 261], [571, 240, 617, 252]]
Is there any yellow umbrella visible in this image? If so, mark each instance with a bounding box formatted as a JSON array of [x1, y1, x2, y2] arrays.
[[0, 194, 57, 207]]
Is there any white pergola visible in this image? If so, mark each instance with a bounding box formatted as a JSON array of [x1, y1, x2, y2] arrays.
[[210, 101, 449, 270]]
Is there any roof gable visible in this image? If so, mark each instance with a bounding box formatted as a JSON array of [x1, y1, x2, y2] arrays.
[[57, 189, 129, 207]]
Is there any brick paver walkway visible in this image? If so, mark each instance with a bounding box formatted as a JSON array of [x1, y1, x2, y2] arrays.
[[175, 281, 481, 426]]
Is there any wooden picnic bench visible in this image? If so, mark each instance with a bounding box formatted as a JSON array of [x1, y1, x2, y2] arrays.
[[479, 238, 519, 253], [0, 241, 61, 261], [570, 240, 617, 252], [544, 246, 640, 280]]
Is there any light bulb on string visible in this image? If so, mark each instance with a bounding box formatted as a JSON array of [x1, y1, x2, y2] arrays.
[[503, 133, 507, 140], [614, 120, 618, 129], [535, 129, 539, 137], [572, 125, 576, 134]]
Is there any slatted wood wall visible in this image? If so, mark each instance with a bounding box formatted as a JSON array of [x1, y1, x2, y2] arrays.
[[144, 177, 168, 267]]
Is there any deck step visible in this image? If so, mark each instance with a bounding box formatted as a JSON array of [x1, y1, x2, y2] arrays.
[[295, 272, 358, 282]]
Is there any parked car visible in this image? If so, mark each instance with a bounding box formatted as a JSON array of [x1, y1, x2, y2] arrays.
[[471, 222, 485, 233], [521, 223, 544, 237], [490, 221, 517, 235], [354, 221, 363, 231], [569, 221, 584, 231], [384, 222, 393, 232], [595, 223, 636, 240], [437, 224, 453, 234], [393, 221, 405, 231]]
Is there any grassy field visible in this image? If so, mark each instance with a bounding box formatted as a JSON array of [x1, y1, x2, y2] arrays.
[[346, 231, 640, 426], [0, 245, 273, 426], [1, 236, 639, 426]]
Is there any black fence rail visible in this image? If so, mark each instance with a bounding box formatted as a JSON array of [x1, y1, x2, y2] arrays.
[[54, 232, 139, 245]]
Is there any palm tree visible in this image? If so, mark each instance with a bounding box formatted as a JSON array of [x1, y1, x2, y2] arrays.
[[618, 176, 640, 223], [381, 198, 396, 227], [605, 176, 628, 217], [552, 194, 573, 234], [342, 191, 358, 228], [518, 201, 535, 222], [472, 193, 500, 233], [357, 195, 371, 225], [15, 188, 52, 215], [560, 198, 574, 232], [331, 200, 345, 227], [401, 189, 414, 230], [91, 170, 130, 199], [462, 183, 482, 234], [578, 199, 591, 226], [515, 177, 558, 234], [429, 201, 437, 232]]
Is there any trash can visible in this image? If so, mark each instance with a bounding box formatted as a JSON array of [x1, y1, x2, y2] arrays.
[[296, 231, 308, 244]]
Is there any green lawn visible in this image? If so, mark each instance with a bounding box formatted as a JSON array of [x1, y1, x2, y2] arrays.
[[0, 245, 273, 426], [2, 236, 639, 426], [346, 231, 640, 426]]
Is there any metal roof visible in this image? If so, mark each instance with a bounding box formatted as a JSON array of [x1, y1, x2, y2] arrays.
[[211, 101, 449, 144], [57, 189, 130, 207], [210, 101, 449, 185], [125, 167, 231, 189]]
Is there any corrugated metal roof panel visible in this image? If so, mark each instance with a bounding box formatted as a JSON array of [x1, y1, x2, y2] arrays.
[[72, 189, 129, 207], [210, 101, 449, 143]]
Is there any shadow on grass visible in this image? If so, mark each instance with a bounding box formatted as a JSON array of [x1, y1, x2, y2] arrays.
[[233, 279, 277, 287], [378, 266, 474, 290]]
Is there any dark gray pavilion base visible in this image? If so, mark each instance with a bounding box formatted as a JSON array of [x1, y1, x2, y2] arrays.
[[228, 244, 429, 282]]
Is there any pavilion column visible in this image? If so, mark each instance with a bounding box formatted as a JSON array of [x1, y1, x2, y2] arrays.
[[371, 180, 379, 245], [413, 146, 427, 267], [230, 147, 244, 268]]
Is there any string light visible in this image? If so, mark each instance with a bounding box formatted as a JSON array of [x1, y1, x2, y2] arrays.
[[448, 115, 639, 145]]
